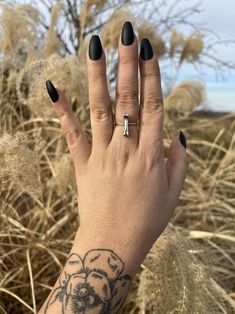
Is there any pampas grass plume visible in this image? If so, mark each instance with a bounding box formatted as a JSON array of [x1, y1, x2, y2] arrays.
[[0, 132, 42, 199], [81, 0, 109, 25], [43, 2, 63, 57], [101, 8, 134, 49], [87, 0, 108, 10], [170, 28, 185, 57], [16, 54, 89, 125], [165, 80, 205, 118], [180, 32, 204, 63], [47, 153, 77, 196], [137, 20, 165, 57], [0, 3, 39, 66], [124, 225, 230, 313]]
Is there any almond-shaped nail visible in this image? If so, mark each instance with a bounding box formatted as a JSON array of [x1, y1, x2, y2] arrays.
[[121, 21, 134, 45], [89, 35, 103, 60], [46, 80, 59, 102], [140, 38, 153, 60], [179, 130, 187, 149]]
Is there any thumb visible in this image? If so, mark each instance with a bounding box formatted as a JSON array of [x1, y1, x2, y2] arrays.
[[165, 131, 189, 209]]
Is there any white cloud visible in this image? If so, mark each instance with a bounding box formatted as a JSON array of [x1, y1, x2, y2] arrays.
[[191, 0, 235, 60], [203, 91, 235, 112]]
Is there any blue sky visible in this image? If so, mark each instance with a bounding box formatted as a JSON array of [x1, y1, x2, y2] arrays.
[[176, 0, 235, 111]]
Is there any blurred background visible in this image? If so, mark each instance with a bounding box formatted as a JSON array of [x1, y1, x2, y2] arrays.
[[0, 1, 235, 313], [174, 0, 235, 112], [18, 0, 235, 113]]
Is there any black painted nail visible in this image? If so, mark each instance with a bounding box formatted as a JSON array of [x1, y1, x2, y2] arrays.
[[140, 38, 153, 60], [179, 130, 187, 149], [89, 35, 102, 60], [46, 80, 59, 102], [121, 21, 134, 45]]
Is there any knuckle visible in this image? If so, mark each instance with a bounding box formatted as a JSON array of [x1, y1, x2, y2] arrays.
[[90, 106, 111, 122], [148, 148, 161, 163], [57, 110, 67, 120], [117, 88, 138, 105], [63, 128, 81, 146], [139, 143, 162, 171], [143, 93, 164, 113], [120, 55, 134, 65]]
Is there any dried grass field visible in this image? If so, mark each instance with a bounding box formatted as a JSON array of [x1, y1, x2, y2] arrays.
[[0, 1, 235, 313]]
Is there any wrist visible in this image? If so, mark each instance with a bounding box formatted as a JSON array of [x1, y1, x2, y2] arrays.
[[39, 227, 136, 314], [72, 227, 146, 277]]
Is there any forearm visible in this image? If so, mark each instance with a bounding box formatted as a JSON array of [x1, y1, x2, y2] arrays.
[[38, 228, 143, 314]]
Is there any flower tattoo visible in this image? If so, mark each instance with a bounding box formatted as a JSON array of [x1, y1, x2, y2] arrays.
[[44, 249, 132, 313]]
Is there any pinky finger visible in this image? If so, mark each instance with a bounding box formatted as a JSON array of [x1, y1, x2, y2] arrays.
[[165, 132, 189, 213], [46, 80, 91, 170]]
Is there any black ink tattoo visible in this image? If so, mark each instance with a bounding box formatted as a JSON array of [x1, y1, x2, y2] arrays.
[[44, 249, 132, 313]]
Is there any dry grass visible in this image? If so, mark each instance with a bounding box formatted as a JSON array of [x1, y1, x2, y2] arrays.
[[0, 2, 235, 314], [101, 8, 134, 49], [136, 20, 165, 57], [180, 32, 204, 64], [165, 80, 206, 118]]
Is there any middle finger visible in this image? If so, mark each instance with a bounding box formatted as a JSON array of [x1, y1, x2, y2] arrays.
[[112, 21, 139, 149]]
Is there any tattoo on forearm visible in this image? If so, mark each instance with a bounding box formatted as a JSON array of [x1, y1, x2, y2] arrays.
[[44, 249, 132, 313]]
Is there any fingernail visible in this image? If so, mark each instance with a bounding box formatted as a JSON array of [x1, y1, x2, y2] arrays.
[[89, 35, 102, 60], [46, 80, 59, 102], [179, 130, 187, 149], [140, 38, 153, 60], [121, 21, 134, 45]]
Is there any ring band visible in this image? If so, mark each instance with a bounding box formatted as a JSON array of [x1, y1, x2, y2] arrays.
[[114, 113, 139, 137]]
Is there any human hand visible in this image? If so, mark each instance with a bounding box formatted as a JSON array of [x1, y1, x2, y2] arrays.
[[46, 21, 189, 276]]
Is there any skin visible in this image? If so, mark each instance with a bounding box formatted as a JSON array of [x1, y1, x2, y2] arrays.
[[39, 29, 189, 313]]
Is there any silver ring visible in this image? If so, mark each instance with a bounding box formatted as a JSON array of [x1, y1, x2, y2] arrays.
[[114, 113, 139, 137]]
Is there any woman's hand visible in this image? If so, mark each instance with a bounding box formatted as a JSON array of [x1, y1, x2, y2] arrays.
[[46, 21, 189, 273], [41, 21, 189, 314]]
